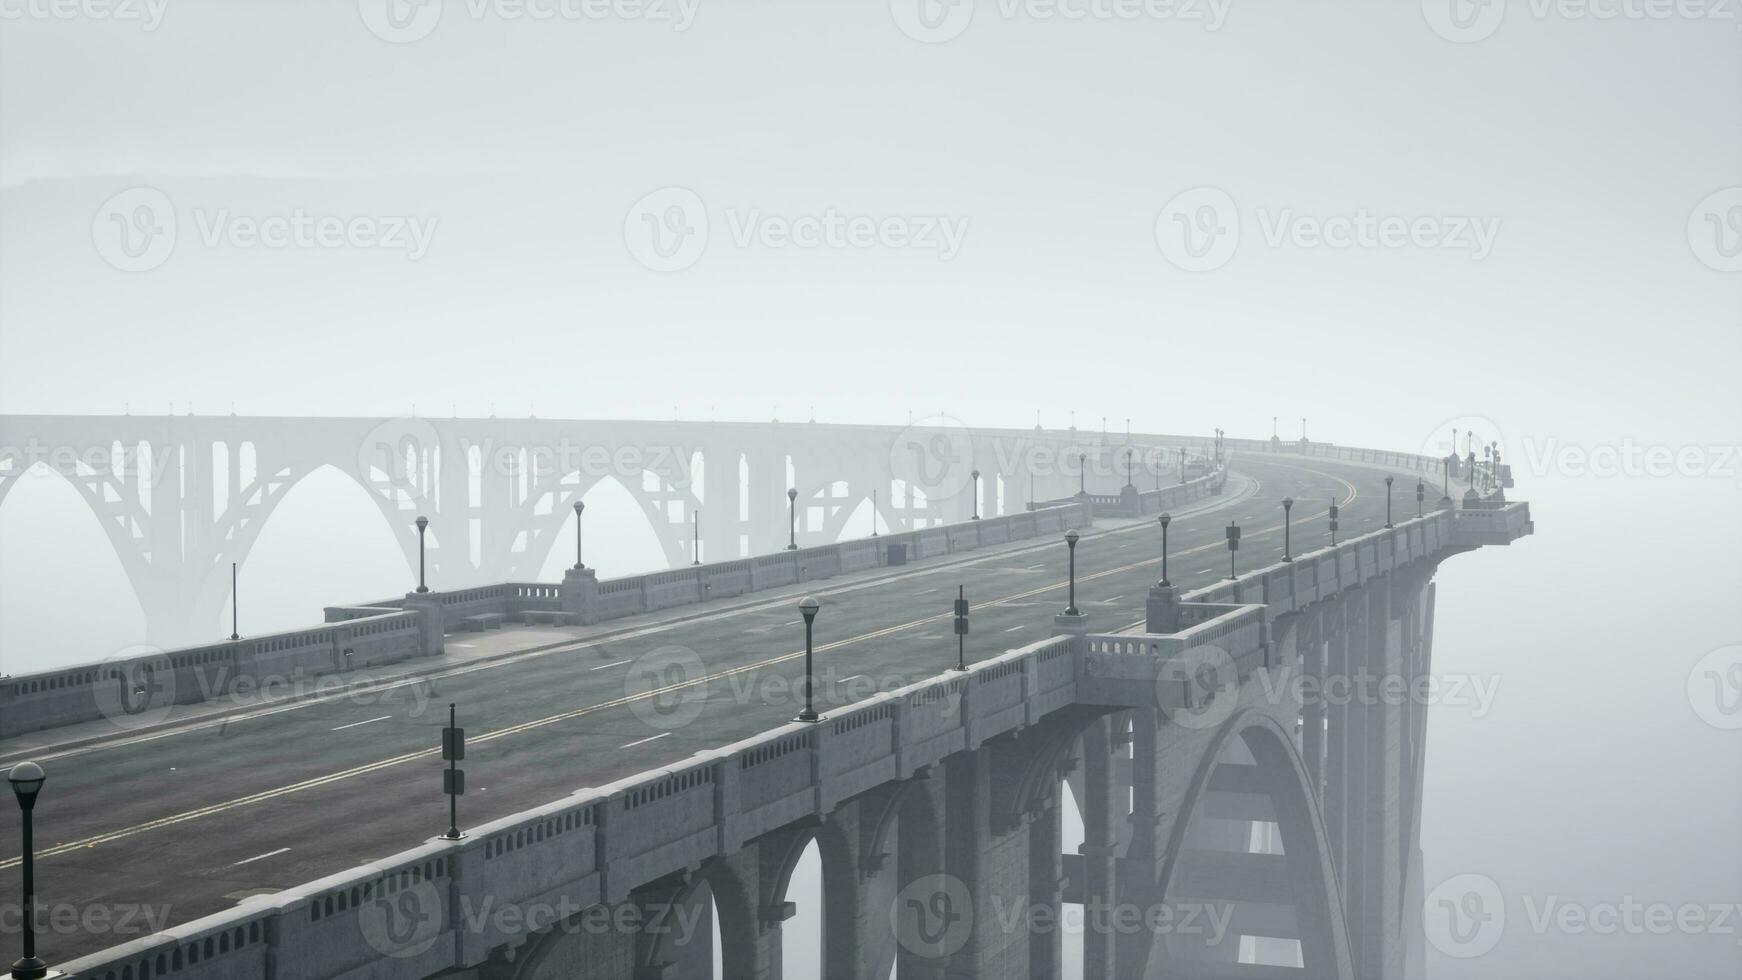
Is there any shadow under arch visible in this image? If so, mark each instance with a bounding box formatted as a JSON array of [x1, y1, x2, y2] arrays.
[[1141, 709, 1355, 980]]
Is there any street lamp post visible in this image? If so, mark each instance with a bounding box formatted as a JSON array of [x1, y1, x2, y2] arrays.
[[786, 488, 799, 550], [1225, 522, 1241, 580], [572, 501, 586, 569], [692, 510, 701, 565], [1064, 530, 1081, 616], [1158, 513, 1171, 586], [1078, 454, 1087, 496], [1124, 450, 1133, 487], [1329, 499, 1339, 545], [1282, 497, 1294, 561], [971, 469, 981, 520], [871, 489, 879, 537], [795, 597, 820, 722], [8, 762, 47, 980], [1416, 480, 1425, 518], [229, 561, 240, 641], [1384, 476, 1395, 528], [415, 516, 430, 593]]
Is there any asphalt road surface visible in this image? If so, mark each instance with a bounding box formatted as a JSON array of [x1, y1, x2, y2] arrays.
[[0, 453, 1429, 965]]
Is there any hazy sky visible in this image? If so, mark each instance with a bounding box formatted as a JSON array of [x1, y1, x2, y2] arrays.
[[1, 2, 1739, 978]]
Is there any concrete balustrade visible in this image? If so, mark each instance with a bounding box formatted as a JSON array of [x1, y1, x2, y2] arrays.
[[0, 609, 426, 739], [8, 466, 1219, 741], [57, 484, 1530, 980]]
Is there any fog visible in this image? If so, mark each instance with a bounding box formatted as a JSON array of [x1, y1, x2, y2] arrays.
[[1, 2, 1738, 976]]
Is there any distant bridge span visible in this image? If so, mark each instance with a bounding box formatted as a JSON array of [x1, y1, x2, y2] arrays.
[[0, 415, 1216, 647]]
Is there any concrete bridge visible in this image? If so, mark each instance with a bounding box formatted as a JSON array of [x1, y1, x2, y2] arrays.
[[0, 439, 1528, 980], [0, 415, 1232, 648]]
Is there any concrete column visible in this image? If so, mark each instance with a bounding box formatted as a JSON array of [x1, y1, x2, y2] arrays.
[[1076, 718, 1119, 980]]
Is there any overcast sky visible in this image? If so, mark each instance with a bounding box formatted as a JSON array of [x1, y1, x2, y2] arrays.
[[1, 3, 1739, 978]]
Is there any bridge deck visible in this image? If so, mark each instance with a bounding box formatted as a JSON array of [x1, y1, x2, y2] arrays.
[[0, 454, 1410, 967]]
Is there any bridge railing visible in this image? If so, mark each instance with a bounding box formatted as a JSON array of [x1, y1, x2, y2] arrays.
[[0, 608, 425, 740], [55, 632, 1081, 980], [55, 481, 1532, 980]]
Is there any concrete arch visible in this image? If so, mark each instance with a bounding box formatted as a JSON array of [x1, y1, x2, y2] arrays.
[[1145, 709, 1354, 980], [765, 817, 859, 980]]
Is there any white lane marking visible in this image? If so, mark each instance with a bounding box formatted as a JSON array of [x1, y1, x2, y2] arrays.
[[590, 660, 629, 671], [1005, 625, 1027, 633], [450, 643, 476, 649], [1198, 568, 1217, 575], [783, 620, 802, 626], [1103, 595, 1124, 603], [331, 715, 392, 732], [620, 732, 672, 749], [916, 588, 939, 595], [229, 847, 290, 867], [1025, 563, 1045, 570]]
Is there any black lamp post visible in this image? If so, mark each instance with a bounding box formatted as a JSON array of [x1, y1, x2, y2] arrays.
[[572, 501, 585, 569], [795, 596, 820, 722], [229, 561, 240, 641], [786, 488, 799, 550], [1384, 477, 1395, 528], [1225, 521, 1241, 579], [971, 469, 981, 520], [1282, 497, 1294, 561], [1158, 513, 1171, 586], [415, 516, 430, 593], [871, 488, 879, 537], [691, 509, 700, 565], [1329, 499, 1339, 544], [1078, 453, 1087, 495], [1064, 530, 1081, 616], [1416, 480, 1425, 518], [8, 761, 46, 980]]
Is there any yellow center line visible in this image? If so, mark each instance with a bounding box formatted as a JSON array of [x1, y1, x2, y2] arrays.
[[0, 466, 1369, 868]]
